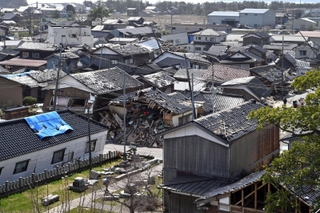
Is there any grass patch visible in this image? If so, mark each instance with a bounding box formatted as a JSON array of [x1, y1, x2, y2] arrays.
[[66, 207, 116, 213], [0, 159, 122, 212]]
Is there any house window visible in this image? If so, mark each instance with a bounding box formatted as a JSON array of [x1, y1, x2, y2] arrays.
[[13, 160, 30, 174], [179, 114, 192, 125], [32, 52, 40, 58], [198, 37, 201, 40], [195, 47, 201, 51], [110, 59, 118, 65], [71, 34, 77, 38], [172, 27, 176, 30], [51, 149, 65, 164], [0, 167, 3, 175], [299, 50, 307, 56], [22, 52, 29, 58], [68, 151, 74, 161], [85, 140, 97, 153], [210, 38, 216, 42], [125, 58, 133, 64]]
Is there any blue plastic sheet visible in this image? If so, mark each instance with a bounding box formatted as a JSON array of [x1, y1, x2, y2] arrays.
[[24, 111, 73, 139]]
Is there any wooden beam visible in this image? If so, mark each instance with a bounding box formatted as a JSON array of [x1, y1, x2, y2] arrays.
[[254, 183, 257, 210]]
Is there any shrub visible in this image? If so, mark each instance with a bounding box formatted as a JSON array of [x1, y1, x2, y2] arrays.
[[23, 96, 37, 106]]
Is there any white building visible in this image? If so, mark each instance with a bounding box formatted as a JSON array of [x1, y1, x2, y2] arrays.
[[0, 110, 108, 184], [239, 9, 275, 28], [48, 25, 94, 47], [207, 11, 240, 27]]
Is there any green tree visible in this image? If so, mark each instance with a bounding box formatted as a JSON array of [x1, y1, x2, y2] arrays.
[[88, 5, 109, 25], [23, 96, 37, 106], [248, 69, 320, 212]]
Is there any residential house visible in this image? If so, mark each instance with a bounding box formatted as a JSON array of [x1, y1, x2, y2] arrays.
[[0, 13, 21, 25], [113, 26, 155, 40], [294, 43, 319, 60], [152, 51, 211, 70], [137, 71, 175, 93], [142, 6, 159, 16], [17, 42, 57, 60], [48, 25, 94, 47], [187, 29, 227, 53], [250, 65, 288, 95], [0, 110, 108, 184], [221, 76, 271, 101], [2, 69, 67, 103], [0, 49, 19, 62], [0, 76, 23, 108], [203, 45, 228, 63], [42, 67, 143, 116], [46, 51, 80, 74], [132, 62, 162, 75], [295, 31, 320, 45], [128, 17, 145, 27], [160, 100, 279, 213], [127, 8, 139, 16], [263, 43, 299, 56], [100, 19, 126, 31], [275, 50, 312, 75], [220, 46, 266, 69], [242, 32, 270, 46], [108, 87, 196, 129], [0, 58, 47, 72], [173, 68, 207, 92], [161, 32, 190, 46], [90, 43, 151, 73], [165, 23, 232, 34], [270, 35, 307, 45]]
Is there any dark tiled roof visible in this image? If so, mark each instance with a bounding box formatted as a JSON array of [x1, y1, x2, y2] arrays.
[[194, 100, 264, 143], [243, 31, 270, 39], [173, 52, 211, 64], [204, 45, 228, 56], [250, 65, 283, 83], [0, 13, 17, 20], [116, 26, 153, 36], [222, 76, 271, 99], [263, 43, 298, 51], [71, 67, 143, 95], [28, 69, 67, 83], [110, 87, 193, 114], [0, 110, 107, 161], [18, 42, 56, 51]]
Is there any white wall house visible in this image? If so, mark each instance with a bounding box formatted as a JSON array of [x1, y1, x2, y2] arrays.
[[0, 110, 108, 184], [48, 25, 94, 47], [188, 29, 227, 53]]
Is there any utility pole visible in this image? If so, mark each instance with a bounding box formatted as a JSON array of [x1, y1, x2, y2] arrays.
[[184, 54, 196, 120], [123, 70, 127, 162], [211, 64, 215, 113], [281, 36, 284, 100], [170, 10, 173, 34], [53, 43, 63, 111]]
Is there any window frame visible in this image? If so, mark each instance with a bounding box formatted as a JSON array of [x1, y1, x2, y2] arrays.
[[51, 149, 66, 164], [110, 59, 118, 65], [299, 50, 307, 56], [13, 160, 30, 174], [0, 167, 3, 175], [32, 52, 40, 58], [85, 140, 97, 153], [22, 52, 29, 58]]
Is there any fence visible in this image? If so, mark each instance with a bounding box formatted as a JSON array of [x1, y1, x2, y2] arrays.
[[0, 151, 119, 197]]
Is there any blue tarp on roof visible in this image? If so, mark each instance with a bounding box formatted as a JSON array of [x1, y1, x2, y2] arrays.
[[24, 111, 73, 139]]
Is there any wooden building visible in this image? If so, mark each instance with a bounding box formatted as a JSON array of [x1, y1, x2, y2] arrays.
[[160, 100, 280, 213]]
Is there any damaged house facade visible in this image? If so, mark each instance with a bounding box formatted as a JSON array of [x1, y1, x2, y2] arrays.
[[160, 100, 280, 213]]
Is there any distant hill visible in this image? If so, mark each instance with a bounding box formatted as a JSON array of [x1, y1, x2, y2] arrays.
[[0, 0, 28, 8]]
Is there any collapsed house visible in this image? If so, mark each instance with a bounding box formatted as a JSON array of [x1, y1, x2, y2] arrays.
[[103, 87, 198, 147]]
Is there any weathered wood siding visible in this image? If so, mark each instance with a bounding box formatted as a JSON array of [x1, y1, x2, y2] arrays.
[[164, 191, 202, 213], [0, 77, 23, 107], [164, 135, 229, 182], [230, 124, 279, 176]]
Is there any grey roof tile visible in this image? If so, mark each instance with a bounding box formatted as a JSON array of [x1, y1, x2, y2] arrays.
[[194, 100, 264, 143], [0, 110, 108, 161], [18, 42, 56, 51]]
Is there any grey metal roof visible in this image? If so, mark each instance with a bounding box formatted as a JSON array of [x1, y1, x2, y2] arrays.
[[240, 8, 270, 14], [116, 26, 153, 36], [263, 43, 298, 50], [192, 29, 227, 36], [222, 76, 271, 98], [18, 42, 56, 51], [208, 11, 239, 17], [162, 174, 230, 197], [172, 52, 211, 64], [197, 170, 265, 201], [110, 87, 193, 114], [71, 67, 143, 95], [0, 110, 108, 161], [194, 100, 264, 143], [141, 71, 175, 88]]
